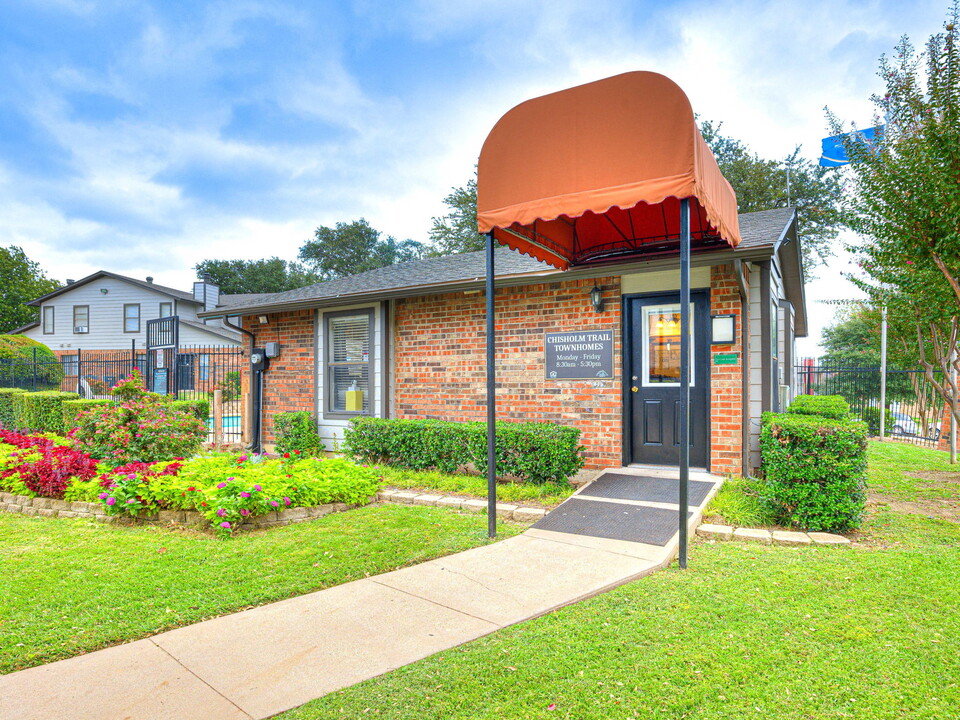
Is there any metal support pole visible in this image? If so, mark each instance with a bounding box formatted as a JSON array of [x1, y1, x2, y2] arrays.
[[879, 305, 887, 439], [485, 231, 497, 538], [678, 198, 691, 569], [951, 350, 957, 465]]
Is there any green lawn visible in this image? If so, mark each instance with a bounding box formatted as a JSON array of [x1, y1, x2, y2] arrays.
[[0, 505, 520, 674], [866, 440, 959, 502], [378, 466, 577, 506], [280, 443, 960, 720]]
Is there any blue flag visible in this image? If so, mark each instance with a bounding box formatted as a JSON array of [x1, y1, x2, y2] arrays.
[[820, 126, 882, 167]]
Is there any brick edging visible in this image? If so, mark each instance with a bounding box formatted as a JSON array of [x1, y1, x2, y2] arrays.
[[0, 491, 364, 531], [696, 522, 852, 546], [377, 487, 548, 523]]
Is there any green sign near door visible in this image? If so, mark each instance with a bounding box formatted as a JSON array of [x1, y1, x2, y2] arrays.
[[713, 353, 739, 365]]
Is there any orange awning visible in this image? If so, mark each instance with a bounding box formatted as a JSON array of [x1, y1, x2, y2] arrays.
[[477, 71, 740, 269]]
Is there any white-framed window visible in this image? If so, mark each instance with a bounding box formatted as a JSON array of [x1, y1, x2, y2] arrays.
[[123, 304, 140, 333], [324, 309, 373, 417], [641, 302, 695, 387], [73, 305, 89, 334], [42, 306, 55, 334], [62, 354, 78, 375], [159, 301, 173, 318]]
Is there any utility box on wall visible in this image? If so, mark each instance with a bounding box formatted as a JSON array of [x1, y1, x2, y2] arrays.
[[265, 342, 280, 358]]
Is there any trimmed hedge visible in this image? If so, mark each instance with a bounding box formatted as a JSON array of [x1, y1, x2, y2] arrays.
[[62, 399, 113, 429], [760, 411, 868, 532], [170, 399, 210, 422], [275, 411, 323, 456], [786, 394, 850, 419], [343, 417, 585, 484], [11, 391, 80, 434], [0, 388, 27, 428]]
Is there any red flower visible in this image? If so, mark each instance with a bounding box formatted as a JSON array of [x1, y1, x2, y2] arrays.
[[200, 501, 208, 507], [283, 452, 290, 459]]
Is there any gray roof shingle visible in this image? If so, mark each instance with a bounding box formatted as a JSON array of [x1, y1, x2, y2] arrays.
[[208, 208, 796, 316]]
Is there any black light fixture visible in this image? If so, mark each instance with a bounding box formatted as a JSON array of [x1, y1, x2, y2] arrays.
[[590, 285, 604, 313], [711, 313, 736, 344]]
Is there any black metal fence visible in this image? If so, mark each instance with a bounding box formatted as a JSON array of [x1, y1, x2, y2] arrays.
[[0, 345, 246, 445], [795, 358, 945, 447]]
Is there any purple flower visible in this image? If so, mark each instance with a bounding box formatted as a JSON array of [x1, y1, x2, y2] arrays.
[[220, 521, 231, 529], [216, 482, 227, 489], [98, 492, 108, 500], [252, 484, 262, 492], [216, 508, 227, 517], [106, 497, 116, 506], [270, 500, 279, 507], [240, 491, 251, 499]]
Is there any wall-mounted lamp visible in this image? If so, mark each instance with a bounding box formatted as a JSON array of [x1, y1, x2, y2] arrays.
[[258, 315, 268, 324], [590, 285, 604, 313], [100, 288, 109, 295], [711, 314, 736, 344]]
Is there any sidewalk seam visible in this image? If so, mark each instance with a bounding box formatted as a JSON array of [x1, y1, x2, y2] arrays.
[[368, 578, 505, 629], [150, 639, 254, 720]]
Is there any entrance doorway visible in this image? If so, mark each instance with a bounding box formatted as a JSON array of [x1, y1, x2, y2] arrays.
[[625, 292, 710, 467]]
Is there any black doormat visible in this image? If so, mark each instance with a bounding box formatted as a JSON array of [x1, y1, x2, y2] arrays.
[[581, 473, 715, 507], [531, 498, 693, 546]]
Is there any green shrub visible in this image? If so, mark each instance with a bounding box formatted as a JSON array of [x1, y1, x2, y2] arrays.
[[62, 399, 113, 429], [274, 411, 324, 456], [706, 476, 779, 527], [220, 371, 241, 402], [11, 391, 80, 433], [786, 394, 850, 419], [344, 417, 585, 484], [860, 406, 895, 435], [0, 388, 27, 429], [170, 399, 210, 422], [760, 412, 868, 532], [0, 335, 63, 389]]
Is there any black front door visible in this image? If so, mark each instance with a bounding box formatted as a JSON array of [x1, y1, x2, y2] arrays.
[[626, 292, 710, 467]]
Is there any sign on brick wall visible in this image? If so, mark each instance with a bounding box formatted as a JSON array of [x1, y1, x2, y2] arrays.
[[545, 330, 614, 380]]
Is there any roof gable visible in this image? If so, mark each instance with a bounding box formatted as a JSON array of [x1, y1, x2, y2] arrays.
[[27, 271, 199, 307]]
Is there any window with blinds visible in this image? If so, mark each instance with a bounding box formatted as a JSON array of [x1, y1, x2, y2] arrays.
[[326, 311, 372, 415], [73, 305, 89, 334]]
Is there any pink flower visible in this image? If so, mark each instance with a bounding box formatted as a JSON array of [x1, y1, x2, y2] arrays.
[[906, 260, 914, 265], [240, 491, 251, 498], [126, 498, 136, 504], [270, 500, 279, 507], [283, 497, 291, 505], [216, 508, 227, 517], [252, 484, 262, 491], [106, 497, 116, 506], [220, 521, 231, 529], [239, 509, 250, 516], [217, 482, 228, 489], [98, 492, 108, 500]]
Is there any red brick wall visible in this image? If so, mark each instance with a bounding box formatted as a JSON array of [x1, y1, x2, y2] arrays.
[[242, 310, 315, 442], [393, 278, 623, 469], [709, 264, 746, 476]]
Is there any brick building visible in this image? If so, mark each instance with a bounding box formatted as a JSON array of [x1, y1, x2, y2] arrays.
[[201, 207, 805, 477]]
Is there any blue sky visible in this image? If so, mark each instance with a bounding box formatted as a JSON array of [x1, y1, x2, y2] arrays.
[[0, 0, 950, 350]]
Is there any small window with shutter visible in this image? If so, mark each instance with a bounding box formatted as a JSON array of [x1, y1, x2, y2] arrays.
[[324, 310, 373, 416]]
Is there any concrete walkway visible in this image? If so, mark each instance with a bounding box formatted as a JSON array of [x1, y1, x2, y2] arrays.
[[0, 469, 720, 720]]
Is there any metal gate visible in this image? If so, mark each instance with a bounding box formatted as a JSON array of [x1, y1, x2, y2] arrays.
[[145, 316, 180, 395]]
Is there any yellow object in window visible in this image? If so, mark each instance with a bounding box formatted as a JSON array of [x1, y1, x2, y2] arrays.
[[345, 389, 364, 412]]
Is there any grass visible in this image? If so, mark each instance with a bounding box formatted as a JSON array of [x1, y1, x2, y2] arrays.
[[865, 440, 958, 502], [0, 504, 521, 674], [277, 443, 960, 720], [377, 466, 577, 506], [704, 476, 777, 527]]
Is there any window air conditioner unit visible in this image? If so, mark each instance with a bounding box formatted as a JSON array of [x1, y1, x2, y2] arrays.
[[779, 384, 790, 410], [74, 326, 88, 333]]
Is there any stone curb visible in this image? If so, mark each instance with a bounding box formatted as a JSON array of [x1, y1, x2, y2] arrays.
[[0, 493, 367, 533], [376, 487, 549, 523], [696, 522, 851, 546]]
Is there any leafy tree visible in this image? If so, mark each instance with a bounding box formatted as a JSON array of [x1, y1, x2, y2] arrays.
[[428, 171, 482, 256], [821, 307, 882, 367], [194, 258, 317, 295], [828, 5, 960, 438], [699, 120, 844, 275], [0, 246, 60, 333], [299, 219, 424, 281]]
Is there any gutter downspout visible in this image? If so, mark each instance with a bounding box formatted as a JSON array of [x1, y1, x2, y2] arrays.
[[224, 316, 259, 451], [733, 260, 750, 478]]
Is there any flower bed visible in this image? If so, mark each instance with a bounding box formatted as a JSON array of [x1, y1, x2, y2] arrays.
[[0, 429, 381, 536]]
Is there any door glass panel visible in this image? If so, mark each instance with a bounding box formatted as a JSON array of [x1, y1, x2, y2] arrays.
[[642, 303, 694, 387]]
